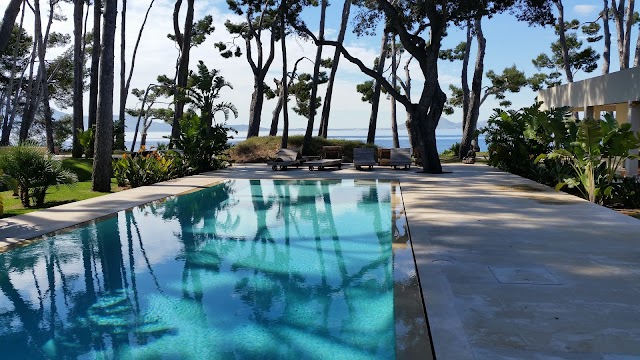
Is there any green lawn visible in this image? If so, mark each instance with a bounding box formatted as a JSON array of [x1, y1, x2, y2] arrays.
[[2, 158, 122, 218], [62, 158, 94, 181], [1, 178, 121, 218]]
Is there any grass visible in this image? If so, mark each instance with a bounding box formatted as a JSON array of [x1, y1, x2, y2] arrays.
[[62, 158, 94, 181], [1, 178, 121, 218], [1, 157, 122, 219]]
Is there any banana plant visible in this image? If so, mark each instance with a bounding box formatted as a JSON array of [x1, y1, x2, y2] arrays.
[[536, 118, 605, 203], [599, 113, 640, 185]]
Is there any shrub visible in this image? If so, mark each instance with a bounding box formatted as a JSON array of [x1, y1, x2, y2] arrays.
[[0, 144, 78, 207], [113, 150, 184, 188], [607, 177, 640, 209], [173, 114, 233, 174], [441, 142, 460, 157], [229, 135, 377, 163]]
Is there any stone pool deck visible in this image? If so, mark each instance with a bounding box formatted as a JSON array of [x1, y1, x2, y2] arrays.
[[2, 163, 640, 359]]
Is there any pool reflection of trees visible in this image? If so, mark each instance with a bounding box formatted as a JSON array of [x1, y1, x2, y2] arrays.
[[0, 180, 419, 358]]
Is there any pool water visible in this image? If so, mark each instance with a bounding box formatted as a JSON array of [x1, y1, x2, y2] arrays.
[[0, 179, 430, 359]]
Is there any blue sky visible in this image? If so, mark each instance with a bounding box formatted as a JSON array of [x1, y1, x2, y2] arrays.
[[3, 0, 637, 131]]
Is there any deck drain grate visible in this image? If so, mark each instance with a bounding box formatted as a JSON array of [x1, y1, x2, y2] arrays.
[[489, 266, 561, 285]]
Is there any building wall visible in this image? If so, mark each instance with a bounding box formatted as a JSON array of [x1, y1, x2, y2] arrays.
[[537, 67, 640, 110]]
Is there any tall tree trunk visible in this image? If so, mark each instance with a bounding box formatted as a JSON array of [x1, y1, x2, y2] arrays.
[[635, 27, 640, 67], [19, 40, 39, 143], [279, 0, 289, 149], [553, 0, 574, 82], [366, 31, 389, 144], [88, 0, 102, 158], [247, 77, 266, 138], [114, 0, 127, 150], [0, 0, 23, 53], [319, 0, 352, 139], [304, 0, 326, 151], [130, 86, 152, 151], [461, 21, 472, 133], [72, 0, 85, 158], [269, 78, 282, 136], [1, 0, 26, 145], [460, 17, 485, 159], [611, 0, 635, 69], [602, 0, 611, 74], [623, 0, 634, 68], [171, 0, 194, 146], [271, 57, 304, 136], [402, 56, 414, 151], [121, 0, 156, 150], [92, 0, 117, 192], [390, 35, 399, 148]]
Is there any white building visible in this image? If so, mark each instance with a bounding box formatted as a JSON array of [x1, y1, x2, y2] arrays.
[[537, 67, 640, 175]]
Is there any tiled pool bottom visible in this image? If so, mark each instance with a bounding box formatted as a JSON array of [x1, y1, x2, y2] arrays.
[[0, 179, 431, 359]]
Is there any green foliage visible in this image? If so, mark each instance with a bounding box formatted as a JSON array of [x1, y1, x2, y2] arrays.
[[173, 115, 234, 173], [441, 142, 461, 157], [485, 103, 640, 205], [53, 114, 73, 147], [289, 71, 328, 117], [167, 15, 215, 49], [483, 103, 576, 190], [356, 80, 375, 103], [532, 22, 600, 86], [439, 42, 467, 61], [609, 177, 640, 209], [537, 115, 640, 203], [113, 151, 184, 188], [0, 144, 78, 207], [77, 127, 94, 158], [183, 61, 238, 127]]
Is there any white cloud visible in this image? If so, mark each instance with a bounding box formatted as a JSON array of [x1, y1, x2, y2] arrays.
[[574, 5, 598, 16]]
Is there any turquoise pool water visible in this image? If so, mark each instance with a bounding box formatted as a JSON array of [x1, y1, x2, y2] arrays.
[[0, 179, 429, 359]]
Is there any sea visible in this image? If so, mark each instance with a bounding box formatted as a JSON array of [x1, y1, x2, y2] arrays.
[[123, 128, 487, 154]]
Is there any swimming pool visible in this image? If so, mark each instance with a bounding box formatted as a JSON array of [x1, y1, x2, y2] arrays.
[[0, 179, 431, 359]]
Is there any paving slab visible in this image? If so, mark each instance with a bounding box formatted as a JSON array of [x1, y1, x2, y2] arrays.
[[2, 162, 640, 359]]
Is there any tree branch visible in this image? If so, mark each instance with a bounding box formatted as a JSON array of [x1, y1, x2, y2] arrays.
[[296, 24, 411, 108]]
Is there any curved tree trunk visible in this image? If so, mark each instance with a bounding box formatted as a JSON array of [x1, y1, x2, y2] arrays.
[[247, 77, 266, 138], [303, 0, 326, 152], [318, 0, 351, 139], [366, 31, 389, 144], [18, 38, 37, 143], [279, 0, 289, 149], [92, 0, 117, 192], [171, 0, 194, 146], [72, 0, 85, 157], [121, 0, 156, 151], [1, 0, 26, 145], [0, 0, 23, 54], [460, 17, 486, 159], [88, 0, 101, 158], [269, 78, 282, 136]]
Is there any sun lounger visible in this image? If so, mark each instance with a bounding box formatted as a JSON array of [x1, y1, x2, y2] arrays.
[[353, 148, 376, 170], [307, 146, 344, 170], [389, 148, 411, 169], [267, 148, 302, 170]]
